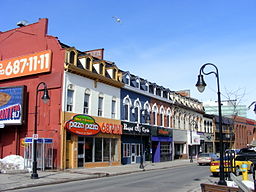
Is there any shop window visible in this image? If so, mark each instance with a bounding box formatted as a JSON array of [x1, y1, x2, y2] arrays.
[[95, 138, 102, 162], [98, 96, 103, 116], [123, 143, 131, 157], [67, 89, 74, 112], [103, 138, 110, 161], [84, 137, 93, 162], [111, 100, 116, 119], [111, 139, 118, 161], [84, 93, 90, 114]]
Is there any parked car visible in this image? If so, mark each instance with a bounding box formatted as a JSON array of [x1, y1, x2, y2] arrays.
[[210, 155, 253, 177], [197, 153, 219, 166]]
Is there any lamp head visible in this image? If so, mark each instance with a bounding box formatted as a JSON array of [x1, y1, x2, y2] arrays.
[[41, 88, 50, 104], [196, 74, 207, 93], [254, 104, 256, 114]]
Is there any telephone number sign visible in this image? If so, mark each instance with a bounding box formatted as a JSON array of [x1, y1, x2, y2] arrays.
[[0, 50, 52, 80]]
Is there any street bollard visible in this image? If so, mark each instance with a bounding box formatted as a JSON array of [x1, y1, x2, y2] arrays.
[[241, 164, 248, 181]]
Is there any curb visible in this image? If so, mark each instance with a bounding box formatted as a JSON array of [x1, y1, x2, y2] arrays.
[[1, 162, 195, 191]]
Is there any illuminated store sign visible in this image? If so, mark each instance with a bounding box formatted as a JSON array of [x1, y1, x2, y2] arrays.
[[0, 86, 26, 125], [0, 50, 52, 80], [121, 122, 151, 136], [65, 114, 100, 136]]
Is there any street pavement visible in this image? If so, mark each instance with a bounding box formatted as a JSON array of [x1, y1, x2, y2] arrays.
[[0, 159, 250, 192]]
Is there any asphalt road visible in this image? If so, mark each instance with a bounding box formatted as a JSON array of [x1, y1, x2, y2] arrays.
[[10, 164, 218, 192]]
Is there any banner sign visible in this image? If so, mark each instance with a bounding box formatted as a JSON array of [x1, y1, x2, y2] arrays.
[[121, 121, 151, 136], [0, 86, 25, 125], [0, 50, 52, 81], [65, 114, 123, 136]]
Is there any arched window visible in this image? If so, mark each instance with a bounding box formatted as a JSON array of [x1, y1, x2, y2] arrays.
[[143, 101, 151, 124], [123, 96, 132, 121], [152, 104, 158, 126], [166, 108, 171, 128], [133, 99, 141, 123], [160, 106, 165, 127]]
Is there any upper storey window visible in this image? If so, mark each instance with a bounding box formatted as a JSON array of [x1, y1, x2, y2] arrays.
[[113, 68, 117, 80], [98, 94, 104, 116], [123, 96, 132, 121], [83, 90, 90, 114], [99, 63, 104, 75], [125, 75, 130, 85], [135, 78, 140, 88], [86, 58, 91, 70], [152, 104, 158, 126], [70, 51, 75, 64], [67, 88, 74, 112]]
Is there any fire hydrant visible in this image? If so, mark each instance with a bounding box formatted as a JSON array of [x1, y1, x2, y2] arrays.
[[241, 164, 248, 180]]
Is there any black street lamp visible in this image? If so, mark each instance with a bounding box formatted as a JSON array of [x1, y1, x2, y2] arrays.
[[248, 101, 256, 114], [31, 82, 50, 179], [189, 120, 197, 163], [196, 63, 226, 186], [139, 109, 151, 170]]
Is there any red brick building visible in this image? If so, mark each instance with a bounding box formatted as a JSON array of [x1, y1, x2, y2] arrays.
[[0, 18, 65, 168], [233, 116, 256, 149]]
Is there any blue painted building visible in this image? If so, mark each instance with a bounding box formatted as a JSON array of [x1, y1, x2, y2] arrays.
[[120, 73, 152, 165]]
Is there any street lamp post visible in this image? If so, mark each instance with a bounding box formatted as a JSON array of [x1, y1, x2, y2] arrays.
[[190, 129, 193, 163], [139, 109, 150, 170], [196, 63, 226, 186], [189, 120, 197, 163], [31, 82, 50, 179], [248, 101, 256, 114]]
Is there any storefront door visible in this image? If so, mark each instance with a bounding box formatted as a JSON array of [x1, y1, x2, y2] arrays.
[[131, 144, 136, 164]]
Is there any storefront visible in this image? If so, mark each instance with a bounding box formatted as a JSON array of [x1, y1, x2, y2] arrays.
[[151, 127, 173, 163], [187, 130, 201, 158], [64, 114, 122, 168], [121, 122, 151, 165], [173, 129, 187, 159], [198, 132, 214, 153]]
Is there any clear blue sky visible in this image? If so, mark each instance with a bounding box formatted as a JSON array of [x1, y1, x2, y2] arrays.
[[1, 0, 256, 119]]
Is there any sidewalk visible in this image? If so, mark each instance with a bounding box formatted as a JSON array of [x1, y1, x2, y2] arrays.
[[0, 159, 195, 191]]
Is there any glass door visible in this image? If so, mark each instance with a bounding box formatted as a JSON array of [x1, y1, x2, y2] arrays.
[[131, 144, 136, 164]]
